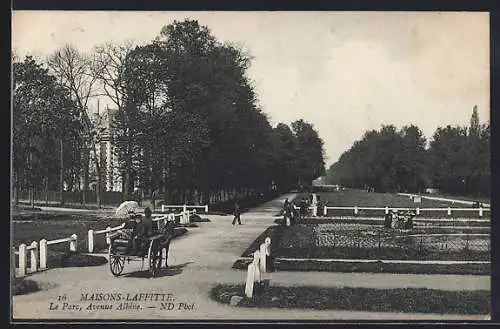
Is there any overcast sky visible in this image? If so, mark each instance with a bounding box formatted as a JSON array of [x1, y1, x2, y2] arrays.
[[12, 11, 490, 167]]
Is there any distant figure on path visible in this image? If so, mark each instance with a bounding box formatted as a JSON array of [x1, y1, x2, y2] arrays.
[[232, 200, 242, 225], [151, 189, 159, 211], [134, 187, 143, 207], [283, 198, 289, 214]]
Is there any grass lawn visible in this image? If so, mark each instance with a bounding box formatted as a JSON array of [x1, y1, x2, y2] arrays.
[[12, 211, 124, 254], [211, 284, 490, 314], [425, 193, 490, 205], [11, 210, 189, 270]]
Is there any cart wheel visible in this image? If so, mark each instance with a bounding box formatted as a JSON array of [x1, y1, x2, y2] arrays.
[[149, 241, 162, 277], [109, 244, 125, 277]]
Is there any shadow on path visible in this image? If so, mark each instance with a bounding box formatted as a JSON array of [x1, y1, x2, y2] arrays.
[[123, 262, 193, 278]]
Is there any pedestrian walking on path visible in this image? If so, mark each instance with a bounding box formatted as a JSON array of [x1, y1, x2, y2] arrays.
[[151, 189, 159, 211], [232, 200, 242, 225]]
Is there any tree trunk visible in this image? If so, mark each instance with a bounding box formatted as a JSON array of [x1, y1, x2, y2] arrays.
[[124, 138, 133, 201], [45, 176, 49, 205], [60, 138, 65, 205], [13, 171, 19, 206], [29, 187, 34, 209], [28, 151, 34, 209], [91, 140, 102, 208], [82, 147, 89, 206]]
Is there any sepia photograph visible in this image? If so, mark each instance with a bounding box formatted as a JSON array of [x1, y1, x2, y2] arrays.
[[11, 10, 490, 321]]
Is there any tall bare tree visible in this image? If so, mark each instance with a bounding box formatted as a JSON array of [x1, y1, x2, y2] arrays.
[[91, 41, 135, 198], [47, 44, 99, 206]]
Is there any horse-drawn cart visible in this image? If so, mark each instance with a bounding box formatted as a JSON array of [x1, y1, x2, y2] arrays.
[[108, 232, 167, 277]]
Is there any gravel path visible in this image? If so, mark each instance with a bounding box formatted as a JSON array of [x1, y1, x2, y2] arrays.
[[12, 193, 489, 321]]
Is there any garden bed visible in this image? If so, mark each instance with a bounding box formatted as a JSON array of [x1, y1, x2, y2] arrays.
[[47, 252, 108, 268], [281, 217, 490, 227], [277, 224, 490, 261], [189, 214, 211, 222], [236, 222, 490, 273], [211, 284, 490, 314], [232, 258, 490, 275], [12, 278, 41, 296]]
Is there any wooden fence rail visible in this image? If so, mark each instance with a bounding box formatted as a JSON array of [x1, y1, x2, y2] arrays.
[[13, 207, 198, 278]]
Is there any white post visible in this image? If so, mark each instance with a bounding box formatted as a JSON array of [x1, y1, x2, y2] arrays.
[[313, 206, 317, 217], [18, 244, 26, 277], [354, 206, 358, 215], [88, 230, 94, 253], [259, 243, 267, 273], [245, 263, 256, 298], [105, 226, 111, 245], [253, 251, 261, 283], [30, 241, 38, 273], [416, 208, 420, 216], [447, 207, 451, 216], [39, 239, 47, 270], [205, 205, 208, 213], [183, 204, 187, 213], [245, 250, 261, 298], [323, 206, 327, 216], [385, 206, 389, 215], [69, 234, 78, 252], [479, 207, 483, 217], [162, 205, 165, 212]]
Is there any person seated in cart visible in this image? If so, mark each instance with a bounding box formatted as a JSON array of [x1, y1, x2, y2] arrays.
[[123, 210, 151, 257]]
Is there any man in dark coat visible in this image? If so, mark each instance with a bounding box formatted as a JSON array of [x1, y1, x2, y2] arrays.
[[124, 213, 149, 256], [151, 189, 159, 211], [232, 200, 242, 225], [132, 214, 149, 256]]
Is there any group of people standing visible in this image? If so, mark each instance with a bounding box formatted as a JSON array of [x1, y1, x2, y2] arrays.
[[384, 209, 415, 229], [282, 198, 301, 226]]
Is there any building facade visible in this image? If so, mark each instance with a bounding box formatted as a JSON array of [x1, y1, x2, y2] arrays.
[[88, 107, 123, 192]]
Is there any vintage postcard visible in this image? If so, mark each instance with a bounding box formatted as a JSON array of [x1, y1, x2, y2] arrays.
[[11, 11, 490, 321]]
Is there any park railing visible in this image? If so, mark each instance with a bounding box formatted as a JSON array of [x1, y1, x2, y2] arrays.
[[87, 209, 198, 253], [322, 206, 490, 218], [12, 208, 199, 278], [153, 209, 197, 226], [398, 193, 491, 208], [13, 233, 79, 278], [161, 204, 209, 213]]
